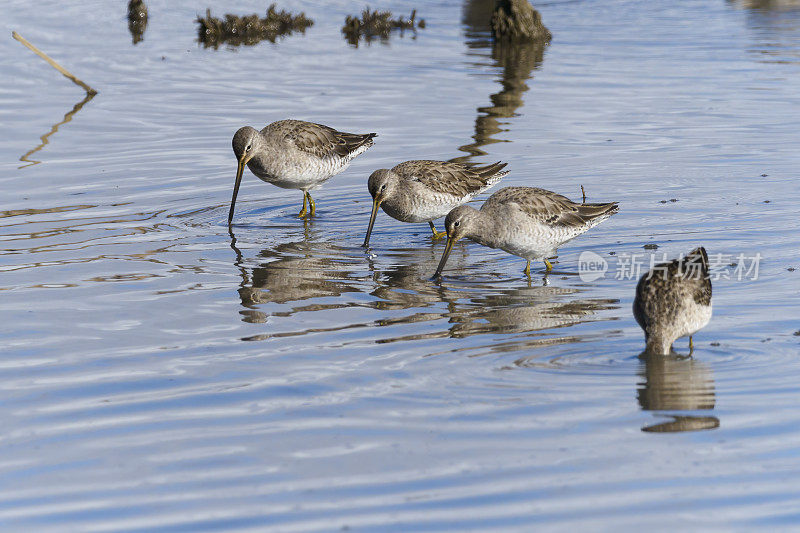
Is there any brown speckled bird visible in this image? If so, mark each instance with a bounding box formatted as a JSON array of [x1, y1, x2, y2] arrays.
[[433, 186, 618, 278], [230, 120, 376, 223], [363, 160, 507, 246], [633, 247, 713, 355]]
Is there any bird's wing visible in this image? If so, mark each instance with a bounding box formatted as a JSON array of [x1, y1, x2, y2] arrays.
[[397, 160, 507, 198], [486, 187, 617, 228], [275, 120, 376, 159]]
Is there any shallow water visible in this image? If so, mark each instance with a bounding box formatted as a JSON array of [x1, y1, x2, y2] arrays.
[[2, 0, 800, 530]]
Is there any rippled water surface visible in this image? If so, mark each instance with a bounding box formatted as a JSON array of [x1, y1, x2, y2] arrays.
[[3, 0, 800, 530]]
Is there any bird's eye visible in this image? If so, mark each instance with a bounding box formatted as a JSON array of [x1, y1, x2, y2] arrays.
[[245, 144, 251, 152], [454, 221, 460, 227], [380, 184, 386, 191]]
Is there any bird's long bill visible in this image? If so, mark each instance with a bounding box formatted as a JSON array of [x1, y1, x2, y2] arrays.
[[228, 159, 245, 225], [362, 197, 381, 246], [432, 237, 455, 279]]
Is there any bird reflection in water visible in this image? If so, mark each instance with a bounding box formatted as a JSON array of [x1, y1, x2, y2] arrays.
[[449, 286, 615, 339], [372, 252, 617, 345], [637, 353, 719, 433], [369, 246, 465, 311], [454, 0, 548, 163], [365, 247, 466, 342], [232, 228, 617, 347], [230, 226, 362, 325]]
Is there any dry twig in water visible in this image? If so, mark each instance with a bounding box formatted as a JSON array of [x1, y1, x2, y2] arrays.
[[12, 31, 97, 95]]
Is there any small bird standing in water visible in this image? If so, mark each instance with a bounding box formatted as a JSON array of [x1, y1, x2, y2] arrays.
[[363, 160, 508, 246], [433, 186, 618, 278], [633, 247, 712, 355], [229, 120, 376, 223]]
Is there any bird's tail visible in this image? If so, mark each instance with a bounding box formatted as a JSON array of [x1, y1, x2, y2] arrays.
[[473, 161, 509, 187], [577, 201, 619, 226], [682, 246, 709, 278]]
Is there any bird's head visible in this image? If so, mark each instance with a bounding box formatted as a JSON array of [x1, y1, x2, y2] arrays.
[[367, 168, 398, 204], [444, 204, 480, 242], [232, 126, 259, 166]]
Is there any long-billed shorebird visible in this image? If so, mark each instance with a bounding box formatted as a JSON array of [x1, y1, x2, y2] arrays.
[[633, 247, 712, 355], [362, 160, 508, 246], [229, 120, 376, 223], [433, 186, 618, 278]]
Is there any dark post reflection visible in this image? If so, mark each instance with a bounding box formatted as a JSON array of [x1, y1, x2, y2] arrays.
[[19, 91, 95, 168], [637, 354, 719, 433], [128, 0, 148, 45], [453, 0, 548, 163], [728, 0, 800, 64], [729, 0, 800, 10]]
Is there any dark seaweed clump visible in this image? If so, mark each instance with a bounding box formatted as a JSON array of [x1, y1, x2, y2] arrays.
[[342, 8, 425, 46], [196, 4, 314, 48], [491, 0, 551, 43], [128, 0, 148, 45]]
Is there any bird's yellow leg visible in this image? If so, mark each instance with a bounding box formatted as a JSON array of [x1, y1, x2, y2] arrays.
[[524, 260, 531, 278], [689, 336, 694, 352], [298, 192, 308, 218], [308, 192, 316, 217], [544, 258, 553, 272], [429, 221, 446, 239]]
